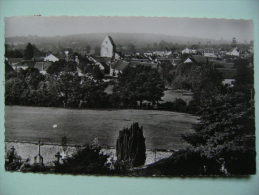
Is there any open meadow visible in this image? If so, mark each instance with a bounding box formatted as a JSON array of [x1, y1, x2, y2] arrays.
[[5, 106, 198, 150]]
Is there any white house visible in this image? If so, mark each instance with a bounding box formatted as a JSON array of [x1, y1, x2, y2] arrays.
[[100, 35, 117, 58], [153, 51, 172, 56], [44, 54, 59, 62], [222, 79, 235, 87], [204, 52, 217, 58], [226, 47, 240, 57], [182, 48, 196, 55]]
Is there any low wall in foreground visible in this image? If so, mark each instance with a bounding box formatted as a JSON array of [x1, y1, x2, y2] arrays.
[[5, 141, 173, 166]]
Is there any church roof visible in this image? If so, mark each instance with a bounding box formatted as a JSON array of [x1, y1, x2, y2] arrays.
[[107, 36, 116, 49]]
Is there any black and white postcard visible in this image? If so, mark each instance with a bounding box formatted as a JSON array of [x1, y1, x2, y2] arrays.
[[4, 16, 255, 176]]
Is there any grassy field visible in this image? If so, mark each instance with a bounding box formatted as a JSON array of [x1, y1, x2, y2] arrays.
[[161, 89, 193, 104], [5, 106, 198, 150]]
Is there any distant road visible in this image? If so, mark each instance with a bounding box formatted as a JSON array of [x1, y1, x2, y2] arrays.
[[5, 106, 198, 150]]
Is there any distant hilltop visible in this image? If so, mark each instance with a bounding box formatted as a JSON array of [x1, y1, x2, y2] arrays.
[[5, 32, 228, 48]]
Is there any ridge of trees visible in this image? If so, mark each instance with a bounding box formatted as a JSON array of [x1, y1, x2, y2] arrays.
[[142, 59, 255, 175]]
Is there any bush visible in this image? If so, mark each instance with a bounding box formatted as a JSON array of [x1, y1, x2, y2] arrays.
[[54, 145, 110, 175], [116, 123, 146, 168], [158, 98, 188, 113], [223, 148, 256, 175], [142, 149, 221, 176]]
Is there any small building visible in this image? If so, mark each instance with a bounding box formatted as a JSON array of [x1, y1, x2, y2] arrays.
[[203, 52, 217, 58], [153, 51, 172, 56], [222, 79, 235, 87], [44, 54, 59, 62], [226, 47, 240, 57], [184, 58, 193, 64], [182, 48, 196, 55]]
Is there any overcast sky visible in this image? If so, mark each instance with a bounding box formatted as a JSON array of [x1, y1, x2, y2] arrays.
[[5, 16, 253, 42]]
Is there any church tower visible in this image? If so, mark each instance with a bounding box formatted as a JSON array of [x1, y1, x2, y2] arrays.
[[100, 35, 116, 58]]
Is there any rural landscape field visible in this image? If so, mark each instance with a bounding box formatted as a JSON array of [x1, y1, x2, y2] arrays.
[[5, 106, 198, 150], [5, 16, 255, 176]]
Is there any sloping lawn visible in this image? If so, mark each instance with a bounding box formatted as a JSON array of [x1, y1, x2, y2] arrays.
[[5, 106, 198, 150]]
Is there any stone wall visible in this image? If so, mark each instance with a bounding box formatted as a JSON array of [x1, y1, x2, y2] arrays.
[[5, 141, 173, 166]]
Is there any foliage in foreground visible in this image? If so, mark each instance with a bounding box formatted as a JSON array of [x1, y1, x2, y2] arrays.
[[54, 145, 111, 175], [116, 123, 146, 168], [181, 60, 256, 175]]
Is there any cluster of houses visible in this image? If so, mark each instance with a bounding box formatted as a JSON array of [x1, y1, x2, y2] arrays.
[[6, 35, 253, 87]]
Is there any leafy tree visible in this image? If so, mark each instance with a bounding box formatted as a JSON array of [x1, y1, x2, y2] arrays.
[[182, 60, 255, 174], [47, 60, 77, 74], [5, 49, 23, 58], [80, 77, 107, 108], [116, 123, 146, 168], [55, 145, 110, 174], [114, 65, 165, 107], [23, 42, 43, 59], [183, 90, 255, 174], [5, 77, 29, 105], [86, 65, 104, 80], [170, 63, 200, 90], [141, 149, 221, 176], [31, 79, 61, 107], [158, 98, 188, 113], [47, 60, 65, 74], [158, 61, 174, 84], [234, 59, 254, 94], [191, 63, 223, 107], [23, 43, 34, 60], [5, 60, 14, 73], [57, 73, 81, 107], [64, 61, 77, 72], [23, 68, 45, 89]]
